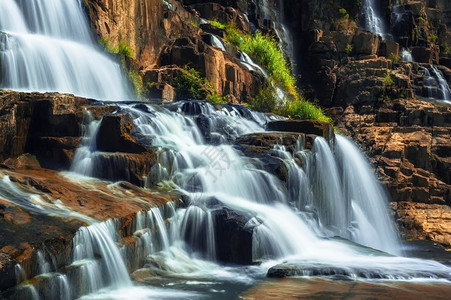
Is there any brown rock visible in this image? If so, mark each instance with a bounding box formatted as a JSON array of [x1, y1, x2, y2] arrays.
[[96, 113, 147, 153], [353, 31, 380, 55], [266, 120, 334, 142]]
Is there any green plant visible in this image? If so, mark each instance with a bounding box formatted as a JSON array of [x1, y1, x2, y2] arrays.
[[210, 19, 226, 30], [250, 84, 278, 113], [442, 43, 451, 55], [379, 72, 396, 102], [428, 33, 438, 44], [339, 8, 349, 19], [345, 44, 354, 56], [170, 65, 225, 103], [279, 97, 332, 123], [223, 26, 297, 98], [389, 53, 400, 63], [210, 20, 332, 124]]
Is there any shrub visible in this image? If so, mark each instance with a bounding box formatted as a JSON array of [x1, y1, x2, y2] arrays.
[[209, 21, 333, 124], [389, 53, 400, 63], [278, 97, 332, 123], [223, 26, 297, 98], [171, 66, 226, 103], [345, 44, 354, 56]]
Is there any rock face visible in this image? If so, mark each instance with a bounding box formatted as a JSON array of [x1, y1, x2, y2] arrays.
[[84, 0, 264, 103], [0, 90, 91, 169], [0, 165, 178, 294]]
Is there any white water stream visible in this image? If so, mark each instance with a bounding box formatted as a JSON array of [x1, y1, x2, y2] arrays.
[[1, 1, 451, 299], [361, 0, 386, 39], [0, 0, 132, 101]]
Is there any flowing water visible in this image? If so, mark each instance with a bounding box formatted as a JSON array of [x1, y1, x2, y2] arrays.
[[1, 0, 451, 299], [361, 0, 386, 39], [0, 0, 132, 101], [401, 49, 413, 62], [422, 66, 451, 104], [431, 65, 451, 103]]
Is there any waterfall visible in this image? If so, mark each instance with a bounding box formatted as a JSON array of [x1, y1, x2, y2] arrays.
[[257, 0, 295, 72], [0, 0, 132, 101], [361, 0, 386, 39], [431, 65, 451, 103], [421, 66, 451, 103], [401, 49, 413, 62]]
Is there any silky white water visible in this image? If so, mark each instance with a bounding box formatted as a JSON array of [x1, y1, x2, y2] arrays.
[[431, 65, 451, 103], [1, 0, 451, 298], [0, 0, 132, 101], [401, 49, 413, 62], [68, 100, 451, 286], [421, 66, 451, 104], [362, 0, 386, 39]]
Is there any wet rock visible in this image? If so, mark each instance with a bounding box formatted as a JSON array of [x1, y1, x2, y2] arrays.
[[266, 120, 334, 142], [89, 152, 155, 186], [96, 113, 147, 153], [213, 207, 254, 265]]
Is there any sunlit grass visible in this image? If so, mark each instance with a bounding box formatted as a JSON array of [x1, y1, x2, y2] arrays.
[[210, 21, 332, 124]]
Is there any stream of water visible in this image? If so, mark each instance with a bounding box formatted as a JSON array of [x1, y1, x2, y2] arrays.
[[1, 1, 451, 299]]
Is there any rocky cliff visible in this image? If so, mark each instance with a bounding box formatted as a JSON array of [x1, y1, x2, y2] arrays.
[[80, 0, 451, 245], [1, 2, 451, 295]]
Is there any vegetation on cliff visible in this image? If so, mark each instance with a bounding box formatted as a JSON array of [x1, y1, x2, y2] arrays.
[[212, 21, 332, 123], [170, 66, 227, 103], [99, 38, 144, 98]]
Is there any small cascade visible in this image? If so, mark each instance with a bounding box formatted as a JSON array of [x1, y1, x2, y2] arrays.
[[431, 65, 451, 103], [257, 0, 296, 71], [361, 0, 386, 39], [421, 66, 451, 103], [239, 52, 269, 77], [0, 0, 131, 101], [210, 35, 226, 51], [401, 49, 413, 62], [73, 220, 132, 291]]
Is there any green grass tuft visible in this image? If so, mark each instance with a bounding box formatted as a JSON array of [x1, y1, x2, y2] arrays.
[[213, 21, 332, 124]]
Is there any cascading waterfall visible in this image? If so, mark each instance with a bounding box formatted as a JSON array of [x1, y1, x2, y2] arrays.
[[401, 49, 413, 62], [431, 65, 451, 103], [2, 0, 451, 298], [68, 100, 451, 284], [361, 0, 386, 39], [257, 0, 295, 72], [422, 66, 451, 103], [0, 0, 132, 101]]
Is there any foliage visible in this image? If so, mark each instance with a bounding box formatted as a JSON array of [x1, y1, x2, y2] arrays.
[[223, 25, 297, 98], [428, 33, 438, 45], [345, 44, 354, 56], [279, 97, 333, 123], [98, 38, 144, 98], [338, 8, 349, 19], [209, 21, 333, 123], [441, 43, 451, 55], [389, 53, 400, 63], [210, 19, 226, 30], [249, 84, 278, 113], [171, 66, 226, 103], [379, 72, 396, 102]]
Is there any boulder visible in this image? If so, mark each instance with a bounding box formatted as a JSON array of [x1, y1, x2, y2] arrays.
[[213, 207, 254, 265], [379, 40, 400, 59], [353, 31, 380, 56], [96, 113, 147, 153], [266, 120, 334, 142]]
